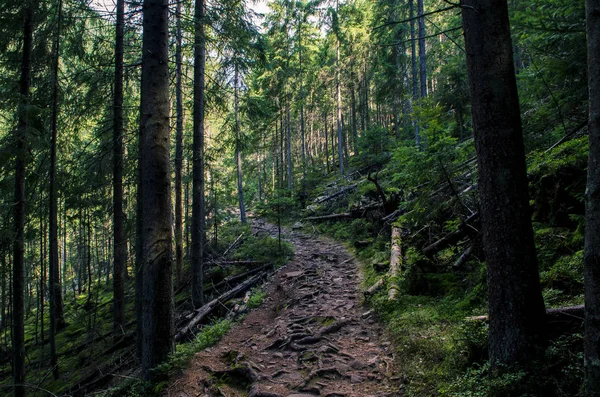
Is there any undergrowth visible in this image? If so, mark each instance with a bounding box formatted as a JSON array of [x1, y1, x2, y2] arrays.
[[305, 133, 586, 396], [102, 319, 232, 397]]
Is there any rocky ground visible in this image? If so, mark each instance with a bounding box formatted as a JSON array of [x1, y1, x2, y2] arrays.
[[166, 220, 400, 397]]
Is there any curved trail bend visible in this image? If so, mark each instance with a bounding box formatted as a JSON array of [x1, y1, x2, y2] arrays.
[[167, 219, 399, 397]]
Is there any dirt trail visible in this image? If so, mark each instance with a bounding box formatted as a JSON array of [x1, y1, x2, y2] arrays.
[[166, 219, 399, 397]]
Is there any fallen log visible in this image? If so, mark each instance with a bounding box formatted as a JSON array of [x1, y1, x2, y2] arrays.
[[207, 264, 271, 293], [175, 272, 267, 341], [467, 305, 584, 329], [388, 226, 402, 301], [315, 181, 364, 204], [422, 212, 479, 257], [304, 212, 355, 221], [382, 208, 406, 223], [354, 240, 373, 248], [211, 260, 265, 267], [305, 203, 383, 222]]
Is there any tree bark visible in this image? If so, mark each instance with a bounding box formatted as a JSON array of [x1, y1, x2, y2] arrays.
[[417, 0, 427, 99], [112, 0, 126, 341], [388, 226, 401, 301], [235, 63, 247, 223], [139, 0, 174, 379], [461, 0, 547, 370], [49, 0, 65, 380], [585, 0, 600, 394], [12, 3, 34, 395], [286, 93, 293, 190], [192, 0, 206, 307], [174, 0, 184, 286], [336, 22, 344, 175], [409, 0, 420, 147]]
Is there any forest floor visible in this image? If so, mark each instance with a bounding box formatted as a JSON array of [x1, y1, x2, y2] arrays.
[[165, 218, 400, 397]]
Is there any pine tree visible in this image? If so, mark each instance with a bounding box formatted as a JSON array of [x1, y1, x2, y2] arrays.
[[461, 0, 547, 370], [139, 0, 174, 379]]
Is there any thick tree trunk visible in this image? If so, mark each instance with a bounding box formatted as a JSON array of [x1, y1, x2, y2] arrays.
[[139, 0, 174, 379], [49, 0, 65, 380], [12, 3, 34, 395], [461, 0, 547, 370], [584, 0, 600, 394], [192, 0, 206, 308], [112, 0, 126, 341], [174, 0, 184, 286]]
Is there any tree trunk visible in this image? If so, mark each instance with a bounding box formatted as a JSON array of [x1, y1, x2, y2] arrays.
[[350, 75, 358, 154], [12, 3, 34, 395], [409, 0, 420, 146], [286, 94, 293, 190], [417, 0, 427, 99], [192, 0, 206, 308], [388, 226, 401, 301], [336, 28, 344, 175], [584, 0, 600, 394], [49, 0, 65, 380], [139, 0, 174, 379], [461, 0, 547, 370], [112, 0, 126, 341], [174, 0, 184, 286], [324, 114, 330, 173], [235, 64, 247, 224]]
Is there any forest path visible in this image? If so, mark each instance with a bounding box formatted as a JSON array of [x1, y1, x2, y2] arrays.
[[166, 219, 399, 397]]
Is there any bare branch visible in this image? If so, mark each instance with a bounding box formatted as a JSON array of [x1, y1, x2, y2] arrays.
[[373, 6, 455, 31]]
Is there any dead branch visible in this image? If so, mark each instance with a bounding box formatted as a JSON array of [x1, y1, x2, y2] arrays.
[[452, 245, 474, 268], [364, 278, 384, 296], [315, 181, 364, 204], [175, 272, 267, 342], [422, 212, 479, 257]]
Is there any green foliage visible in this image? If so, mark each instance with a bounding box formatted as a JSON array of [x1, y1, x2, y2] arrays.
[[440, 333, 584, 397], [247, 289, 267, 309], [233, 233, 294, 267], [351, 126, 394, 168]]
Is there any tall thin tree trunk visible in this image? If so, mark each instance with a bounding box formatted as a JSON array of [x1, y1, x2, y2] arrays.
[[298, 20, 306, 203], [350, 74, 358, 154], [192, 0, 206, 307], [410, 0, 420, 147], [12, 3, 34, 395], [335, 11, 344, 175], [139, 0, 174, 379], [174, 0, 184, 286], [112, 0, 126, 340], [1, 250, 5, 335], [584, 0, 600, 394], [417, 0, 427, 99], [324, 114, 330, 173], [364, 60, 370, 131], [286, 94, 293, 190], [235, 64, 246, 223], [461, 0, 547, 370], [49, 0, 65, 380]]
